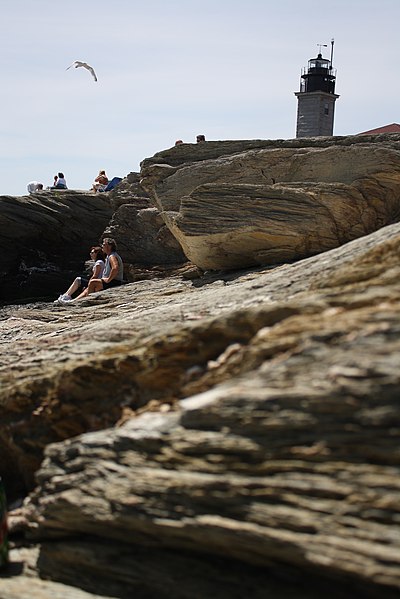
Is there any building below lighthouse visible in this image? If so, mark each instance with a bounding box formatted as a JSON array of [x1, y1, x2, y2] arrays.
[[295, 41, 339, 137]]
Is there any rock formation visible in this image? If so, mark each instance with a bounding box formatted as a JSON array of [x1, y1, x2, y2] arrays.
[[1, 134, 400, 598], [1, 218, 400, 598], [0, 190, 113, 302], [0, 181, 186, 304], [104, 171, 187, 266], [105, 205, 186, 266], [141, 134, 400, 269]]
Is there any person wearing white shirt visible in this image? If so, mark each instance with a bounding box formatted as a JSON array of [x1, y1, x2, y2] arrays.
[[27, 181, 43, 194], [54, 246, 106, 304], [53, 172, 67, 189]]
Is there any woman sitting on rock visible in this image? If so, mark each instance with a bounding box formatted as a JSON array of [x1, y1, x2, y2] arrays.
[[53, 172, 68, 189], [55, 246, 105, 304], [92, 169, 108, 193]]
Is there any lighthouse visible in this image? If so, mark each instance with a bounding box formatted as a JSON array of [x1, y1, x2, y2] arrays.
[[294, 40, 339, 137]]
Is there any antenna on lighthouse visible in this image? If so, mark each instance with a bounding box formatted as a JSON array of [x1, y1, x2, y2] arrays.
[[330, 38, 335, 66], [317, 43, 328, 54]]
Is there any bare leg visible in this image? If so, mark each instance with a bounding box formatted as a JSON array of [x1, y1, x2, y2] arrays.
[[74, 278, 103, 301], [74, 288, 88, 301], [87, 279, 104, 294], [65, 277, 81, 297]]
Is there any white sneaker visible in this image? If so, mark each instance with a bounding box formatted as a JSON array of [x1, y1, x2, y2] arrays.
[[55, 294, 72, 304]]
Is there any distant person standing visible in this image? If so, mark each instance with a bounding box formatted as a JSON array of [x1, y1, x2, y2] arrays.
[[27, 181, 43, 194], [196, 134, 206, 143]]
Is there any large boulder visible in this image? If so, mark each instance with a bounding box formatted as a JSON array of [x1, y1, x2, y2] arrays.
[[140, 135, 400, 269], [104, 206, 186, 266], [105, 172, 187, 266]]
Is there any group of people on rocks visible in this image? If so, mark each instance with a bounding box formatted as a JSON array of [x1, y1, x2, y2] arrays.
[[27, 135, 209, 195], [27, 173, 68, 194], [35, 135, 210, 304], [54, 237, 124, 305], [26, 169, 110, 195], [175, 133, 206, 146]]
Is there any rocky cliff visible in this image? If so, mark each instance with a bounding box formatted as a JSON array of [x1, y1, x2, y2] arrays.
[[1, 135, 400, 599]]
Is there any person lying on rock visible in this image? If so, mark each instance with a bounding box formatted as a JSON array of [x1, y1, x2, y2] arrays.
[[55, 246, 106, 304], [72, 237, 124, 301]]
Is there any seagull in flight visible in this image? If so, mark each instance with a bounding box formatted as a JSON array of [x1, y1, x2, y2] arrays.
[[66, 61, 98, 82]]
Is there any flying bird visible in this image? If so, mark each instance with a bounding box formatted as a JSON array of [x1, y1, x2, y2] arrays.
[[66, 61, 98, 82]]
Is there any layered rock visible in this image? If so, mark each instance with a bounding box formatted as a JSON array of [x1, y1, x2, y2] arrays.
[[104, 205, 186, 266], [141, 134, 400, 269], [0, 179, 187, 304], [104, 172, 186, 266], [1, 221, 400, 598], [107, 171, 151, 212], [0, 190, 113, 301]]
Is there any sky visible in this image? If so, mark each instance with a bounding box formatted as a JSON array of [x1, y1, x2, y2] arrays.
[[1, 0, 399, 196]]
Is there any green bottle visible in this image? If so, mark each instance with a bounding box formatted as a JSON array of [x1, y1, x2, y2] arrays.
[[0, 477, 8, 568]]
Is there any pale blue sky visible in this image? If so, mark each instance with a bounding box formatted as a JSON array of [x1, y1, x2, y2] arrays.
[[1, 0, 399, 196]]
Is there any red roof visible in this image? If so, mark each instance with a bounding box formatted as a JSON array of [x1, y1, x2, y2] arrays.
[[358, 123, 400, 135]]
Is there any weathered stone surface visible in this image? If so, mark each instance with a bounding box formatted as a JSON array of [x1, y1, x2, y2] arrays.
[[104, 206, 186, 266], [104, 172, 187, 265], [108, 171, 151, 212], [1, 221, 400, 597], [0, 546, 116, 599], [0, 545, 325, 599], [0, 191, 113, 301], [140, 135, 400, 269]]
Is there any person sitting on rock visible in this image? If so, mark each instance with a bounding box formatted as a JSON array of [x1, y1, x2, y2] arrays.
[[50, 172, 68, 190], [92, 170, 108, 193], [196, 134, 206, 143], [54, 246, 105, 304], [72, 237, 124, 301]]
